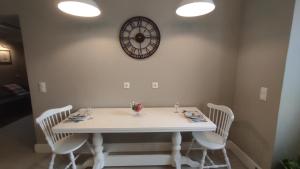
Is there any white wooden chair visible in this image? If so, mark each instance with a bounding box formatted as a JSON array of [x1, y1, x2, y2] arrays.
[[186, 103, 234, 169], [36, 105, 92, 169]]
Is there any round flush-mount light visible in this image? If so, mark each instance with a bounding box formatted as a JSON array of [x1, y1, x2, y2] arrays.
[[176, 0, 215, 17], [57, 0, 101, 17]]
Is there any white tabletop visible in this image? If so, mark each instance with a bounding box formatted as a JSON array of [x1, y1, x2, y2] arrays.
[[53, 107, 216, 133]]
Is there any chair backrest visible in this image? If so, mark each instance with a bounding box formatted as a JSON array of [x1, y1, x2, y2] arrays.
[[36, 105, 73, 151], [207, 103, 234, 141]]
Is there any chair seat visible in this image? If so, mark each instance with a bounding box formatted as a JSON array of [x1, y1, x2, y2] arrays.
[[192, 132, 226, 150], [54, 134, 88, 154]]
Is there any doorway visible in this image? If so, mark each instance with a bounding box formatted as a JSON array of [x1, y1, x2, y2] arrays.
[[0, 15, 32, 127]]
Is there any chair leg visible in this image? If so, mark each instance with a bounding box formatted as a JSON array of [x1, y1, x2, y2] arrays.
[[86, 141, 95, 155], [185, 138, 195, 156], [69, 152, 77, 169], [49, 153, 56, 169], [222, 148, 232, 169], [206, 154, 215, 166], [200, 149, 207, 169]]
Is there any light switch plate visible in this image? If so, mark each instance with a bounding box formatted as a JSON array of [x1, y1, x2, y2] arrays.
[[152, 82, 159, 89], [123, 82, 130, 89], [39, 82, 47, 93], [259, 87, 268, 101]]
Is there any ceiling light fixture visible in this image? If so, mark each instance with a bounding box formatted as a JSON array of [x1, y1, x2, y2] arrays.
[[176, 0, 215, 17], [57, 0, 101, 17]]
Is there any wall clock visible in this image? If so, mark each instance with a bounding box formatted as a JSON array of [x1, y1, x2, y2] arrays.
[[119, 16, 161, 59]]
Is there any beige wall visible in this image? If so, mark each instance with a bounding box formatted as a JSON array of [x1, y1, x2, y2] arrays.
[[231, 0, 294, 168], [0, 0, 241, 143], [1, 0, 297, 167], [272, 0, 300, 167], [0, 40, 28, 87]]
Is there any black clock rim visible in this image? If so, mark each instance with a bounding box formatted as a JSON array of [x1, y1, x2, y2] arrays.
[[119, 16, 161, 60]]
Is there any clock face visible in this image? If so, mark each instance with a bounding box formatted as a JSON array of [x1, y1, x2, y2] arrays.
[[119, 16, 161, 59]]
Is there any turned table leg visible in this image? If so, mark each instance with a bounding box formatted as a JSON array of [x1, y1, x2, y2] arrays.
[[92, 133, 105, 169], [172, 132, 182, 169]]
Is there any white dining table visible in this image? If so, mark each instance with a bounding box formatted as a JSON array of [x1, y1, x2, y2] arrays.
[[53, 107, 216, 169]]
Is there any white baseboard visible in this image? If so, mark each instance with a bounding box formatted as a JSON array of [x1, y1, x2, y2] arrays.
[[227, 140, 262, 169], [35, 141, 261, 169]]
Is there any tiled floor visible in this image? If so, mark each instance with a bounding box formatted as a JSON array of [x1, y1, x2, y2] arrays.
[[0, 116, 247, 169]]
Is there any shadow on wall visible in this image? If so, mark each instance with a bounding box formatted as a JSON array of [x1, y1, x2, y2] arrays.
[[230, 120, 272, 165]]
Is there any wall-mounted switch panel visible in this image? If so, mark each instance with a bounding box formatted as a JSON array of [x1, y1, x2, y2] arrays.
[[123, 82, 130, 89], [152, 82, 159, 89], [259, 87, 268, 101], [39, 82, 47, 93]]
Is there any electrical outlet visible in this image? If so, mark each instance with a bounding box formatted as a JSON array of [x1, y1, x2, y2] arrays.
[[152, 82, 159, 89], [123, 82, 130, 89]]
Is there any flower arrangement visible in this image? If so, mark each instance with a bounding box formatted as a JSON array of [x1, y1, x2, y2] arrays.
[[130, 101, 143, 116]]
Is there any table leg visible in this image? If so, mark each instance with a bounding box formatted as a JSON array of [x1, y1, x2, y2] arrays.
[[92, 133, 105, 169], [172, 132, 182, 169]]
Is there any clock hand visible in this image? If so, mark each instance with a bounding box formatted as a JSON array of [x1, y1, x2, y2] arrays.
[[145, 36, 157, 38], [123, 37, 135, 40]]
